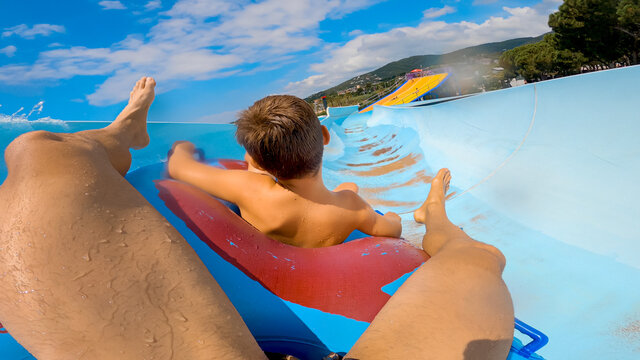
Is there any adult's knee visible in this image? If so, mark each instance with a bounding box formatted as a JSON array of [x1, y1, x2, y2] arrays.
[[17, 130, 63, 144], [437, 237, 507, 275], [467, 241, 507, 274], [4, 131, 65, 170], [6, 130, 61, 155]]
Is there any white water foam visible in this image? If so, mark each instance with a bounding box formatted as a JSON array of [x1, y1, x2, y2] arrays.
[[0, 102, 67, 125]]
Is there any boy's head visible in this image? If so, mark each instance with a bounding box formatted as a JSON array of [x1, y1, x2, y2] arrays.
[[235, 95, 326, 180]]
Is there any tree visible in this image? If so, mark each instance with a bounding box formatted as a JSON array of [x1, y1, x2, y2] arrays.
[[500, 51, 518, 80], [499, 35, 585, 82], [543, 34, 588, 75], [617, 0, 640, 64], [483, 74, 505, 91], [364, 82, 373, 93], [548, 0, 624, 66]]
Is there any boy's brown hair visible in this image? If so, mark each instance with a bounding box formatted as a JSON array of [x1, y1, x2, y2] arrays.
[[235, 95, 323, 180]]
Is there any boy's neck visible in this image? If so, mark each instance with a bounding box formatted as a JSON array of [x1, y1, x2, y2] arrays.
[[277, 168, 330, 199]]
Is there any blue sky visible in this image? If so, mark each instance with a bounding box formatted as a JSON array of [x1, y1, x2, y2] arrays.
[[0, 0, 561, 123]]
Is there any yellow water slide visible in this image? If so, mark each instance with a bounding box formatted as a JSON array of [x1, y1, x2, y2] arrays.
[[360, 73, 448, 112]]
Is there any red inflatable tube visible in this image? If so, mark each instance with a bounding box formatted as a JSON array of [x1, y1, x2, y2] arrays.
[[156, 179, 428, 322]]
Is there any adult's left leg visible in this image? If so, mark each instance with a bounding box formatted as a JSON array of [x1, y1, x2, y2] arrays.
[[0, 77, 266, 360]]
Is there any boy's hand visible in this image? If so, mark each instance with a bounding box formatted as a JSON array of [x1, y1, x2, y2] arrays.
[[358, 207, 403, 239], [170, 141, 196, 157], [384, 211, 401, 223], [167, 141, 196, 178]]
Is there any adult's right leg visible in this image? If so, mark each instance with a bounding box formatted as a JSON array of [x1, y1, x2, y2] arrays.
[[346, 169, 514, 360], [0, 77, 266, 360]]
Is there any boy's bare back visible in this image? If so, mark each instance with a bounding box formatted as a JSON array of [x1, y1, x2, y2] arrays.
[[167, 142, 401, 247], [167, 95, 401, 247]]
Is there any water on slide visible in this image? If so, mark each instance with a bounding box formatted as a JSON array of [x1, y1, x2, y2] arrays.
[[0, 65, 639, 359]]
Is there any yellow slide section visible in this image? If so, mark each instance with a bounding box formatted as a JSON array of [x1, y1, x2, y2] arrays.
[[360, 73, 448, 113]]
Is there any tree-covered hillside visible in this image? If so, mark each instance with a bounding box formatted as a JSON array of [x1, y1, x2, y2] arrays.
[[305, 35, 545, 102]]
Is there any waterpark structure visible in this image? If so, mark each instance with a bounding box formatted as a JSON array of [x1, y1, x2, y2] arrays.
[[0, 65, 639, 359], [359, 71, 449, 112]]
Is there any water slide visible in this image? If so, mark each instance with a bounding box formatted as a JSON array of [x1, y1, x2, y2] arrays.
[[321, 65, 640, 359], [359, 73, 449, 112], [1, 66, 639, 359]]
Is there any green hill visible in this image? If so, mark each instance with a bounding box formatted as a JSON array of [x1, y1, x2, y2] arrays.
[[305, 34, 546, 102]]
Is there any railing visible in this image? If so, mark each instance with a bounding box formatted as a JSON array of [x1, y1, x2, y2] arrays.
[[396, 74, 448, 104], [358, 77, 405, 110]]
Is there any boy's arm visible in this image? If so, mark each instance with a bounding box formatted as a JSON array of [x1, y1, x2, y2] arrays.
[[355, 197, 402, 238], [167, 141, 266, 204]]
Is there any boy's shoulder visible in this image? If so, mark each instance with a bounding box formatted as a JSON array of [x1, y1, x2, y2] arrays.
[[326, 189, 373, 221]]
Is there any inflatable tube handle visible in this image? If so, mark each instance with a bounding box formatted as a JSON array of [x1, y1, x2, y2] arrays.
[[514, 318, 548, 358]]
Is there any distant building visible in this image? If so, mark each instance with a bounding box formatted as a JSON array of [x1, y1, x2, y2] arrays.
[[510, 77, 526, 87]]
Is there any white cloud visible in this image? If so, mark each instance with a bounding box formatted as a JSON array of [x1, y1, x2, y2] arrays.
[[2, 24, 65, 39], [0, 0, 381, 105], [534, 0, 563, 13], [99, 1, 127, 10], [145, 0, 162, 10], [0, 45, 17, 57], [287, 6, 553, 96], [423, 6, 456, 19], [329, 0, 388, 19], [164, 0, 240, 18]]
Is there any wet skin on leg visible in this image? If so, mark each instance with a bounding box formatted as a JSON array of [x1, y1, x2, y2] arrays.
[[346, 169, 514, 360], [0, 77, 266, 360]]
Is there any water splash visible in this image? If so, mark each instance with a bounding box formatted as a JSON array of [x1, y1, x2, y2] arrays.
[[26, 101, 43, 118], [0, 101, 65, 125]]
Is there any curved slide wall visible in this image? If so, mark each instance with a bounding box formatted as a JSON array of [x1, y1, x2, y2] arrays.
[[322, 65, 640, 359]]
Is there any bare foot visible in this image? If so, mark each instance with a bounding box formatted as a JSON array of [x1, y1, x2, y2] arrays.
[[108, 76, 155, 149], [414, 168, 451, 224]]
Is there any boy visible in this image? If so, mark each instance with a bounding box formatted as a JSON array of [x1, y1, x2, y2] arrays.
[[167, 95, 401, 248]]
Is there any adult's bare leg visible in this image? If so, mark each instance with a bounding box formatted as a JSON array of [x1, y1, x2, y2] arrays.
[[0, 77, 266, 360], [346, 169, 514, 360]]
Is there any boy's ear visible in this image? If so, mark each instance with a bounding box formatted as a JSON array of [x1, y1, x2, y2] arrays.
[[321, 125, 330, 145], [244, 152, 264, 171]]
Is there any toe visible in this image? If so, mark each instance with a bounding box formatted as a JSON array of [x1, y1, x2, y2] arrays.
[[146, 77, 156, 88]]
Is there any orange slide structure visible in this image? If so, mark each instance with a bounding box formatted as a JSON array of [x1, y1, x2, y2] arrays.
[[360, 73, 448, 112]]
